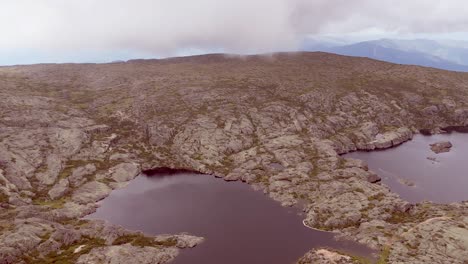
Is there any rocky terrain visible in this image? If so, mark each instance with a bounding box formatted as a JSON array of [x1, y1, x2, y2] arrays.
[[430, 141, 453, 153], [0, 52, 467, 263]]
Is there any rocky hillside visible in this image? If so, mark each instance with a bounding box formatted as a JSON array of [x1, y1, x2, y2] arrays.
[[0, 52, 467, 263]]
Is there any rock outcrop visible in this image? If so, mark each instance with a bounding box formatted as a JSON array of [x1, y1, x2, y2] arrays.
[[430, 141, 453, 153], [72, 181, 112, 204], [76, 244, 179, 264], [48, 178, 69, 200], [297, 249, 355, 264]]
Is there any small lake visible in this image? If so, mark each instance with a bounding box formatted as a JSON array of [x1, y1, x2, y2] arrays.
[[87, 171, 373, 264], [345, 132, 468, 203]]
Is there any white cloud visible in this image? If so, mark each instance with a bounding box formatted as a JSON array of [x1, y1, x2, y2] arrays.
[[1, 0, 467, 58]]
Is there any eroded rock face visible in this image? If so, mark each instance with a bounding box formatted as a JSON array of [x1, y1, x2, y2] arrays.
[[372, 127, 413, 149], [430, 141, 453, 153], [1, 53, 468, 263]]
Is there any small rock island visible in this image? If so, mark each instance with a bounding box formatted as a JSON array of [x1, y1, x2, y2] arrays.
[[430, 141, 453, 154]]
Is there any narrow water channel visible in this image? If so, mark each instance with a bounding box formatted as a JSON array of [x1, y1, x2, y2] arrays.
[[87, 171, 374, 264], [345, 132, 468, 203]]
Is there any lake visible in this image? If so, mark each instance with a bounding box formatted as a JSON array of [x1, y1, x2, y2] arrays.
[[345, 132, 468, 203], [87, 170, 373, 264]]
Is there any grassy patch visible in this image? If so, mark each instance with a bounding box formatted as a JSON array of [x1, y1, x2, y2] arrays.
[[387, 208, 430, 224], [113, 233, 177, 248], [40, 232, 52, 242], [32, 197, 67, 209], [23, 236, 106, 264], [0, 192, 8, 203], [350, 255, 373, 264], [377, 245, 391, 264], [57, 159, 89, 180], [154, 237, 178, 247], [92, 159, 120, 171], [252, 175, 269, 184], [97, 177, 116, 185], [354, 188, 365, 193], [368, 193, 385, 202], [337, 157, 347, 169], [0, 220, 13, 233]]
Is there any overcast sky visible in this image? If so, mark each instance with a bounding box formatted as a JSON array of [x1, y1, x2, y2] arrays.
[[1, 0, 468, 65]]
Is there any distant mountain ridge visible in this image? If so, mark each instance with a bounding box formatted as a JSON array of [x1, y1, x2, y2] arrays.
[[303, 38, 468, 72]]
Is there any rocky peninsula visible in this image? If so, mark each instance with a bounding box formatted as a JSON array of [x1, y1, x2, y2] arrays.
[[0, 52, 467, 263]]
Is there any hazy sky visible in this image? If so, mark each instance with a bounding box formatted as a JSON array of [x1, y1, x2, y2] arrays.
[[1, 0, 468, 65]]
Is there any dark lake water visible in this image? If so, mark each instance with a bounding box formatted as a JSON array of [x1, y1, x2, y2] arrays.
[[87, 171, 373, 264], [345, 132, 468, 203]]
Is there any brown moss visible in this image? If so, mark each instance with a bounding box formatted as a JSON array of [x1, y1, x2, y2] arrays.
[[368, 193, 385, 202], [112, 233, 177, 248], [23, 236, 106, 264], [32, 198, 67, 209], [377, 245, 391, 264], [0, 192, 8, 203]]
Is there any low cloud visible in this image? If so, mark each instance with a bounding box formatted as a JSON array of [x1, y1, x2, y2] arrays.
[[1, 0, 467, 57]]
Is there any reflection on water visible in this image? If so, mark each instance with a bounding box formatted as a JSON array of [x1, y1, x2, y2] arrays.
[[345, 132, 468, 203], [87, 172, 374, 264]]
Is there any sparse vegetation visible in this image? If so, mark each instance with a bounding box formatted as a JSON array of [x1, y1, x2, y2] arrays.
[[32, 197, 67, 209], [368, 193, 385, 202], [377, 245, 391, 264], [23, 236, 106, 264], [113, 233, 177, 248], [0, 192, 8, 203]]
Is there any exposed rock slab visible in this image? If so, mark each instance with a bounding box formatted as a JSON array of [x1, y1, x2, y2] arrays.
[[297, 249, 354, 264], [107, 163, 140, 182], [76, 244, 178, 264], [48, 178, 69, 200], [72, 181, 111, 204]]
